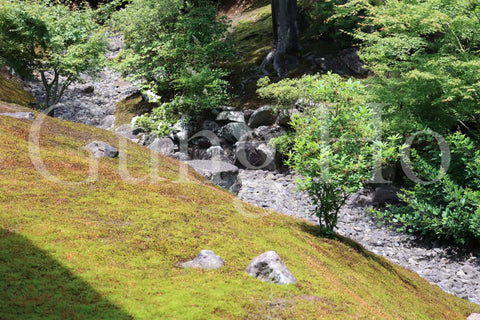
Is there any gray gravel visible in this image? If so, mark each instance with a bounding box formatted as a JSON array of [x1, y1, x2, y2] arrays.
[[238, 169, 480, 304]]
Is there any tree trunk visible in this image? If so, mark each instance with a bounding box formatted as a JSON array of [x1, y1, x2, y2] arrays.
[[261, 0, 302, 76]]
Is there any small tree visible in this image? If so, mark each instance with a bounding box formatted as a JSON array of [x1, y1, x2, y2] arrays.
[[0, 0, 106, 107], [259, 73, 399, 233]]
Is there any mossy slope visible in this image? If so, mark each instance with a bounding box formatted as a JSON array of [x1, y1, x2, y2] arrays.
[[0, 100, 479, 318], [0, 72, 34, 107]]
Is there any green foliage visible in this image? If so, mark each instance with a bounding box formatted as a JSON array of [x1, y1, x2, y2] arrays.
[[378, 133, 480, 245], [113, 0, 233, 128], [259, 73, 400, 232], [0, 0, 107, 107], [333, 0, 480, 135], [301, 0, 372, 46], [95, 0, 131, 25]]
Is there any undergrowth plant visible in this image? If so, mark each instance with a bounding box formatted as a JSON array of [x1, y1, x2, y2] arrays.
[[378, 132, 480, 245], [113, 0, 233, 132]]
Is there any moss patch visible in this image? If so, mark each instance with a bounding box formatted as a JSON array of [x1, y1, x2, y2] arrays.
[[0, 73, 34, 107], [0, 101, 479, 318], [228, 4, 273, 109]]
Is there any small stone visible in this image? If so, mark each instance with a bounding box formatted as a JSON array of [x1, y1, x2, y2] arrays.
[[85, 141, 118, 158], [81, 85, 94, 94], [0, 112, 35, 120], [180, 250, 225, 270], [245, 251, 297, 284]]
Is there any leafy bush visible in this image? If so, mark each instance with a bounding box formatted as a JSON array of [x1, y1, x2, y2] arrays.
[[0, 0, 106, 107], [259, 73, 400, 233], [378, 132, 480, 245], [113, 0, 233, 129], [333, 0, 480, 135]]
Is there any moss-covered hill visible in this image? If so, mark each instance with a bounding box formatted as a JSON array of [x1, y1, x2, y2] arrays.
[[1, 76, 479, 319]]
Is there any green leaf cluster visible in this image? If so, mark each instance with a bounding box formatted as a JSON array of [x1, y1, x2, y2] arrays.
[[335, 0, 480, 134], [113, 0, 233, 129]]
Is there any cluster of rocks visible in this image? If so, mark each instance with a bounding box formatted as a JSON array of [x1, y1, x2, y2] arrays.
[[179, 250, 297, 285], [127, 105, 294, 193], [237, 169, 480, 304]]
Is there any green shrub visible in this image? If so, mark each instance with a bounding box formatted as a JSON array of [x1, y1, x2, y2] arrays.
[[113, 0, 233, 128], [0, 0, 106, 107], [378, 132, 480, 245], [259, 73, 400, 233], [333, 0, 480, 135]]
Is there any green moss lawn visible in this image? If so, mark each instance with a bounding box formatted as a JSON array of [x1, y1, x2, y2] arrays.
[[0, 82, 479, 319]]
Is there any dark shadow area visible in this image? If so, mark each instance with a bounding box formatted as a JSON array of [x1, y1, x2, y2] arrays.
[[0, 229, 133, 320]]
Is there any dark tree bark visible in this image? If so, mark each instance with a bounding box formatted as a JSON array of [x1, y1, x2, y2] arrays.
[[261, 0, 302, 76]]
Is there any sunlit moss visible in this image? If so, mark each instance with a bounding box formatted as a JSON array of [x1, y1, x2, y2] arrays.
[[0, 74, 478, 319]]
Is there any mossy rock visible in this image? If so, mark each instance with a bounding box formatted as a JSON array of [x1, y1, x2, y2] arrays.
[[114, 92, 157, 128]]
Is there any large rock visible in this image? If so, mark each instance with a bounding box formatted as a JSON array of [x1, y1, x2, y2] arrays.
[[205, 146, 230, 162], [235, 141, 276, 170], [248, 106, 276, 128], [85, 141, 118, 158], [148, 137, 176, 157], [98, 115, 115, 130], [468, 314, 480, 320], [373, 186, 400, 206], [0, 112, 34, 120], [216, 111, 245, 123], [245, 251, 297, 284], [115, 124, 138, 140], [216, 122, 250, 144], [179, 250, 225, 270], [186, 160, 241, 194], [202, 120, 220, 132], [253, 126, 286, 143]]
